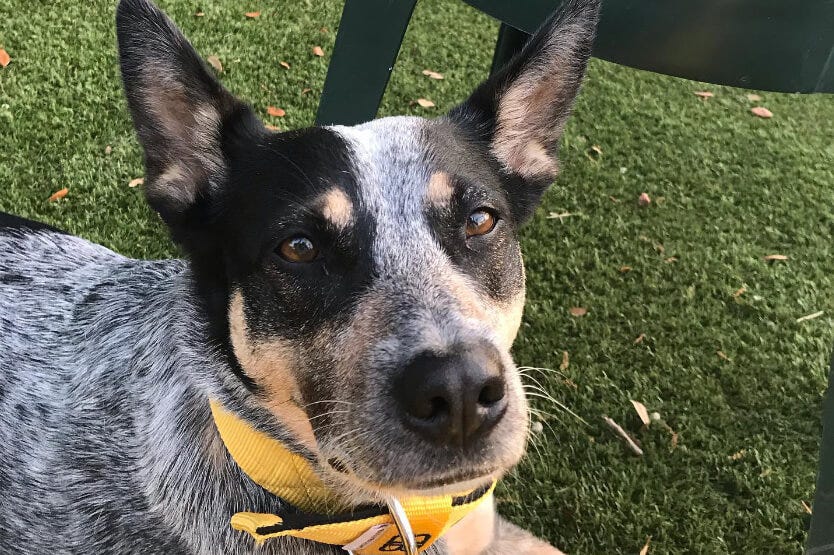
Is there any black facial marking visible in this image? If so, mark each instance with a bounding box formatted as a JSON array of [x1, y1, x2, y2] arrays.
[[422, 123, 525, 302], [217, 127, 377, 342]]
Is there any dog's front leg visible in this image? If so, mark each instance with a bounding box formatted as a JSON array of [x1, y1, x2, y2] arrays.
[[443, 495, 565, 555]]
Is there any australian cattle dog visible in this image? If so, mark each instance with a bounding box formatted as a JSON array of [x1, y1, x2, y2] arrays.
[[0, 0, 600, 553]]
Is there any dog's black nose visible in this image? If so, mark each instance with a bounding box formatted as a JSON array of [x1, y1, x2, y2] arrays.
[[394, 345, 508, 447]]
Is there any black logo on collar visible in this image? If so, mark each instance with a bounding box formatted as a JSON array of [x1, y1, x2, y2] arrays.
[[380, 533, 432, 552]]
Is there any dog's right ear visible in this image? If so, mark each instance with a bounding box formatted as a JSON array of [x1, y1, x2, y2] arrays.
[[116, 0, 258, 233], [446, 0, 600, 222]]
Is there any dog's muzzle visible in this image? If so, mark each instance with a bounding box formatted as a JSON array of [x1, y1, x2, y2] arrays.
[[210, 401, 495, 554]]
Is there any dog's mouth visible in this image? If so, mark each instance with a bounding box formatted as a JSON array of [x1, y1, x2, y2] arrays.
[[322, 455, 501, 499]]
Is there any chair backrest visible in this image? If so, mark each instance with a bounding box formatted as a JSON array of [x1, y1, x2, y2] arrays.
[[466, 0, 834, 93]]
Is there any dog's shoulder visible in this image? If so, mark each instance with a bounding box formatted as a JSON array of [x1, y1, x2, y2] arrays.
[[0, 212, 67, 235], [0, 211, 125, 275]]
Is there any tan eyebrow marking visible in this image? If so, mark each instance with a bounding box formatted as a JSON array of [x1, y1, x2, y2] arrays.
[[316, 187, 354, 228], [427, 171, 455, 207]]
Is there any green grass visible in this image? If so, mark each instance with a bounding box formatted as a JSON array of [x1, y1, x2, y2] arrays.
[[2, 1, 833, 552]]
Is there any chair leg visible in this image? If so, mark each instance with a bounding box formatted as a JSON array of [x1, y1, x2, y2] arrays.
[[316, 0, 419, 126], [490, 23, 530, 76], [808, 351, 834, 552]]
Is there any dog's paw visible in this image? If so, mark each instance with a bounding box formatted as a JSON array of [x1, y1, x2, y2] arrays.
[[486, 517, 566, 555]]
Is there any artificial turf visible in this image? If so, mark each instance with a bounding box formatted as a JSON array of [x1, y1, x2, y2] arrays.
[[2, 1, 833, 552]]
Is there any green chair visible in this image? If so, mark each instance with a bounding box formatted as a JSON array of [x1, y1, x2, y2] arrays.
[[314, 1, 834, 550], [810, 357, 834, 554], [315, 0, 834, 126]]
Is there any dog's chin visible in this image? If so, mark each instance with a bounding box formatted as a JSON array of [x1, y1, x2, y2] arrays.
[[317, 457, 505, 505]]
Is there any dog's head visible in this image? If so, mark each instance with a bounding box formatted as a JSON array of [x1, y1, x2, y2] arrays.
[[116, 0, 598, 501]]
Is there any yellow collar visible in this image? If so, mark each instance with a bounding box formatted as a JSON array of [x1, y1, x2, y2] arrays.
[[210, 401, 495, 554]]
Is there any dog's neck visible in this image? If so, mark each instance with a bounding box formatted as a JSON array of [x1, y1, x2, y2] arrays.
[[208, 399, 496, 554]]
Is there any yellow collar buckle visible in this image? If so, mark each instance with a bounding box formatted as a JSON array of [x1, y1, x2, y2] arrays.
[[210, 401, 496, 555]]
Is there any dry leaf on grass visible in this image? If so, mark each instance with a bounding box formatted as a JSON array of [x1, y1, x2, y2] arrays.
[[244, 11, 261, 18], [797, 311, 824, 323], [195, 11, 205, 17], [664, 256, 678, 264], [421, 69, 444, 80], [104, 145, 112, 155], [569, 307, 587, 317], [694, 91, 714, 98], [416, 98, 435, 108], [638, 192, 651, 206], [619, 265, 632, 273], [264, 124, 280, 132], [717, 350, 730, 361], [639, 537, 651, 555], [267, 106, 286, 117], [312, 46, 325, 57], [751, 106, 773, 118], [206, 55, 223, 73], [47, 188, 69, 202], [0, 49, 10, 68], [634, 333, 645, 344], [747, 93, 762, 102], [631, 400, 650, 426], [319, 26, 329, 34], [602, 416, 643, 456], [729, 449, 746, 461], [301, 88, 312, 95], [560, 351, 569, 371], [279, 61, 290, 69], [733, 286, 746, 298], [763, 254, 788, 261], [128, 177, 144, 188], [802, 500, 813, 515]]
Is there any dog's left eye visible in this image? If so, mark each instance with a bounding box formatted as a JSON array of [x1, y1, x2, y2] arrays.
[[465, 209, 497, 238], [277, 236, 319, 263]]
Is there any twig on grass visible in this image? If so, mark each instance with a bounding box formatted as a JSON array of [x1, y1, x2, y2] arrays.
[[602, 415, 644, 456]]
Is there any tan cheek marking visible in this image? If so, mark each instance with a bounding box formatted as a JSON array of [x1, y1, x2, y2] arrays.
[[445, 269, 525, 350], [427, 171, 454, 207], [444, 493, 496, 555], [445, 270, 489, 322], [228, 292, 318, 450], [317, 188, 353, 228], [492, 290, 526, 351]]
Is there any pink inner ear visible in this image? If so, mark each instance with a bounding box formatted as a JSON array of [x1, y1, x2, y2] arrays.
[[141, 78, 224, 209], [491, 72, 566, 181]]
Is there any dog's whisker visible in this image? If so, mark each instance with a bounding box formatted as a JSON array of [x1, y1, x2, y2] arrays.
[[523, 391, 588, 426]]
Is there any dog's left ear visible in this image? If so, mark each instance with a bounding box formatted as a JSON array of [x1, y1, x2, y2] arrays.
[[116, 0, 259, 234], [447, 0, 600, 220]]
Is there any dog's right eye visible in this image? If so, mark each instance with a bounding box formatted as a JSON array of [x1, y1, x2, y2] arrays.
[[277, 236, 319, 263]]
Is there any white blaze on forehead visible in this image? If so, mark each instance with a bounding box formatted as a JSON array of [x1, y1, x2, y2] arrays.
[[316, 187, 354, 228], [329, 118, 525, 349], [329, 117, 441, 267]]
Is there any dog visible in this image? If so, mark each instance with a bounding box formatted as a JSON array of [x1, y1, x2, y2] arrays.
[[0, 0, 599, 553]]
